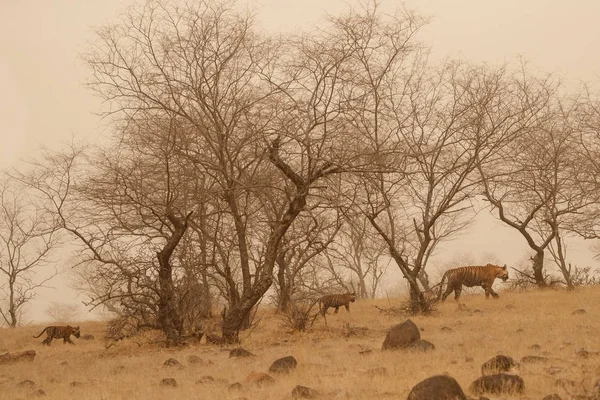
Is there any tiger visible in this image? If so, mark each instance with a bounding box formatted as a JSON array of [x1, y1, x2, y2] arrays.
[[318, 292, 357, 317], [33, 325, 81, 346], [438, 264, 509, 301]]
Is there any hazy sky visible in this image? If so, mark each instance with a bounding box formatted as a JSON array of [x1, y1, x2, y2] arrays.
[[1, 0, 599, 323]]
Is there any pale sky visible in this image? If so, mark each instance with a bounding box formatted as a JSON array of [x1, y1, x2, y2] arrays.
[[1, 0, 599, 323]]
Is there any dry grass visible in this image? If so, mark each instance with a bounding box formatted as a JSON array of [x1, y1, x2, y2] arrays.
[[1, 287, 599, 399]]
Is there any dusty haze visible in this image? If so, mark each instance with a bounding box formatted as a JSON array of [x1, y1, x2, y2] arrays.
[[0, 0, 599, 322]]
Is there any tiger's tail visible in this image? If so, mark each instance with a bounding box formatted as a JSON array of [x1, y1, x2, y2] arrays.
[[437, 270, 451, 300], [33, 327, 49, 338]]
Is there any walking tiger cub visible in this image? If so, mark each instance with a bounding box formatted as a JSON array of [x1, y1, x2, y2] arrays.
[[318, 292, 356, 316], [438, 264, 509, 301], [33, 325, 81, 346]]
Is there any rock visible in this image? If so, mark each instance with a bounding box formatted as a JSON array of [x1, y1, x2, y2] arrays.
[[186, 355, 204, 364], [0, 350, 36, 365], [470, 373, 525, 395], [359, 349, 373, 355], [381, 319, 420, 351], [17, 380, 35, 388], [528, 344, 541, 350], [481, 355, 518, 375], [269, 355, 297, 374], [80, 334, 95, 340], [408, 339, 435, 352], [407, 375, 467, 400], [541, 395, 562, 400], [159, 378, 177, 387], [572, 309, 586, 315], [228, 382, 242, 390], [243, 371, 275, 386], [441, 326, 453, 332], [69, 381, 86, 387], [546, 366, 562, 375], [292, 385, 319, 399], [365, 367, 388, 377], [520, 355, 548, 363], [60, 361, 68, 366], [195, 376, 215, 384], [163, 358, 181, 367], [229, 348, 255, 358], [515, 328, 525, 333], [465, 357, 473, 362], [32, 389, 46, 397], [205, 333, 223, 345]]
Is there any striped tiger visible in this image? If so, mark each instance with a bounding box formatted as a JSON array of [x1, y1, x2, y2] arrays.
[[318, 292, 356, 317], [33, 325, 81, 346], [438, 264, 509, 301]]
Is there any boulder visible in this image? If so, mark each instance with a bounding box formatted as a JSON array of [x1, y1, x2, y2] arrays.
[[407, 375, 466, 400], [292, 385, 319, 399], [381, 319, 420, 351], [269, 355, 297, 374], [0, 350, 36, 365], [481, 355, 517, 375], [470, 373, 525, 395]]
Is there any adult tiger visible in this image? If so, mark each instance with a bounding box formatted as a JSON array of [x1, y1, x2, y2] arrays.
[[318, 292, 356, 316], [33, 325, 81, 346], [438, 264, 509, 301]]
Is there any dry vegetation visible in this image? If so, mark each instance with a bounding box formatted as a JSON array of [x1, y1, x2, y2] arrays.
[[1, 288, 599, 399]]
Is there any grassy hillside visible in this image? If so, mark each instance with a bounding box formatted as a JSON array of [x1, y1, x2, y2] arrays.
[[1, 287, 599, 399]]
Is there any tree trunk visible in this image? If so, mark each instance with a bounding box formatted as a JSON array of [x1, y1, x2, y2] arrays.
[[156, 209, 193, 347], [531, 251, 547, 288], [276, 252, 290, 312]]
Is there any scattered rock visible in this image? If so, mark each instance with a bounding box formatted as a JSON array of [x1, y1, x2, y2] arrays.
[[572, 309, 587, 315], [195, 376, 215, 384], [505, 304, 515, 309], [520, 355, 548, 364], [163, 358, 181, 367], [365, 367, 388, 377], [481, 355, 518, 375], [17, 380, 35, 388], [244, 371, 275, 386], [60, 361, 68, 366], [465, 357, 473, 362], [187, 355, 204, 364], [159, 378, 177, 387], [515, 328, 525, 333], [80, 334, 95, 340], [409, 339, 435, 352], [205, 333, 224, 345], [69, 381, 86, 387], [546, 366, 562, 375], [573, 348, 599, 358], [440, 326, 453, 332], [32, 389, 46, 397], [359, 349, 373, 355], [229, 348, 255, 358], [407, 375, 467, 400], [470, 373, 525, 395], [228, 382, 242, 390], [0, 350, 36, 365], [269, 355, 297, 374], [529, 344, 541, 350], [542, 395, 562, 400], [382, 319, 420, 351], [292, 385, 320, 399]]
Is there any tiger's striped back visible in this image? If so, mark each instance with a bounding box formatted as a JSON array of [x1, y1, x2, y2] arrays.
[[319, 292, 356, 316], [438, 264, 509, 301], [33, 325, 81, 346]]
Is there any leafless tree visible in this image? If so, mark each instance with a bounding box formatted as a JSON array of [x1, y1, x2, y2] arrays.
[[479, 79, 598, 288], [0, 177, 60, 327], [45, 301, 79, 323]]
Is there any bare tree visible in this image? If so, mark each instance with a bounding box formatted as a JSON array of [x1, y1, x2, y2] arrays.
[[479, 80, 598, 288], [0, 177, 60, 327], [45, 301, 79, 323]]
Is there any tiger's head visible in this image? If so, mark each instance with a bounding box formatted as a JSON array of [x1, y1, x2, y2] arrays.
[[489, 264, 509, 282], [348, 292, 357, 303], [72, 326, 81, 338]]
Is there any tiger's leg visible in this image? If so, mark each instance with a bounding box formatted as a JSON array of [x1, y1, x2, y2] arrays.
[[489, 287, 499, 299], [344, 303, 350, 313], [334, 306, 339, 314], [483, 285, 491, 298], [43, 336, 52, 346], [65, 336, 75, 344], [441, 285, 454, 302], [454, 286, 462, 301]]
